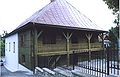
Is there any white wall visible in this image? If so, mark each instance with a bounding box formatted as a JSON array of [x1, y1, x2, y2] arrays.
[[5, 33, 19, 72]]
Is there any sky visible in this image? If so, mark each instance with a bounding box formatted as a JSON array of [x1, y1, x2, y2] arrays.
[[0, 0, 115, 35]]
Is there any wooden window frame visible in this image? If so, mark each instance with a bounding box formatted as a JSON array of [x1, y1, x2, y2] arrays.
[[21, 35, 24, 47], [22, 55, 25, 65], [9, 42, 10, 52], [13, 42, 15, 53], [6, 43, 7, 51]]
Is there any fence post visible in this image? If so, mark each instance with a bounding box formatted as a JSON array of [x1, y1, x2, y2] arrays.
[[118, 39, 120, 75], [106, 47, 109, 75], [73, 51, 75, 70]]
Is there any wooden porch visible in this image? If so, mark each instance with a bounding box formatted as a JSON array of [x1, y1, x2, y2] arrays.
[[18, 26, 105, 70]]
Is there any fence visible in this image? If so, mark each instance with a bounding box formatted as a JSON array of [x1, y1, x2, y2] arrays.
[[73, 48, 119, 77]]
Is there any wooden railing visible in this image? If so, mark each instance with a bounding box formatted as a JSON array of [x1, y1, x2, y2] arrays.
[[91, 43, 102, 48], [38, 43, 102, 53], [70, 43, 88, 50], [38, 44, 66, 53], [70, 43, 102, 50]]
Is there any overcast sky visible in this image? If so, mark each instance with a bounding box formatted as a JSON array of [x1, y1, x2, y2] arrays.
[[0, 0, 115, 35]]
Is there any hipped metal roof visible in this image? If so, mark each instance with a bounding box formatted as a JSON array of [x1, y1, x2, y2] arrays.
[[17, 0, 104, 31], [5, 0, 105, 37]]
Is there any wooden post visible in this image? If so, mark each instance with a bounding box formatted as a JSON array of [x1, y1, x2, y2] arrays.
[[99, 33, 105, 50], [101, 33, 104, 50], [35, 31, 43, 66], [63, 32, 72, 67], [86, 33, 92, 61], [33, 25, 43, 72], [86, 33, 92, 49], [67, 32, 70, 67], [37, 31, 43, 39], [34, 28, 38, 68]]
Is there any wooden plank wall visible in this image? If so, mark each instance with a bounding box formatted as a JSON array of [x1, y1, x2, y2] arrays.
[[18, 30, 33, 70]]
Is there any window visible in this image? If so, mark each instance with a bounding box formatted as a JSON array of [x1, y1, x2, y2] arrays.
[[6, 43, 7, 51], [22, 55, 25, 65], [13, 42, 15, 53], [9, 42, 10, 52], [21, 35, 24, 47]]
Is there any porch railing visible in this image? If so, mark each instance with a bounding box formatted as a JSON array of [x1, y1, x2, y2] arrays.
[[38, 44, 66, 53], [70, 43, 102, 50], [91, 43, 102, 48], [38, 43, 102, 53], [70, 43, 88, 50]]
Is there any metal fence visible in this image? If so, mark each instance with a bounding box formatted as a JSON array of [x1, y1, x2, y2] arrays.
[[72, 48, 120, 77]]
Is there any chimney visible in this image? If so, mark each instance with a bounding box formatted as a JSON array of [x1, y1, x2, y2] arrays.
[[51, 0, 55, 2]]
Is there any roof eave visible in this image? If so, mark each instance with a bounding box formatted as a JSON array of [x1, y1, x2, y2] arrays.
[[4, 22, 31, 38], [34, 22, 107, 32]]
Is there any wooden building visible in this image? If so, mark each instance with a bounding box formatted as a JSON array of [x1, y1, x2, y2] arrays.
[[5, 0, 105, 72]]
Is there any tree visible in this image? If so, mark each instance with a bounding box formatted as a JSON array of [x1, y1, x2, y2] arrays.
[[103, 0, 119, 12], [103, 0, 119, 25], [0, 31, 7, 56], [103, 0, 119, 49], [109, 26, 119, 49], [0, 36, 5, 56]]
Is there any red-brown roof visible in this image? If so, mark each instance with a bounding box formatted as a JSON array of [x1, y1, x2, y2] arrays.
[[16, 0, 104, 31]]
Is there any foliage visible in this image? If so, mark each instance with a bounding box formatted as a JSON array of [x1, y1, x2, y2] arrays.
[[103, 0, 119, 25], [0, 36, 1, 57], [103, 0, 119, 12], [0, 31, 7, 56], [109, 26, 119, 49], [0, 37, 5, 56], [103, 0, 119, 49]]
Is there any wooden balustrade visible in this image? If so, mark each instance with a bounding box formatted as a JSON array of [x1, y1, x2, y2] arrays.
[[38, 44, 66, 53], [91, 43, 102, 48], [38, 43, 102, 53], [70, 43, 88, 50]]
